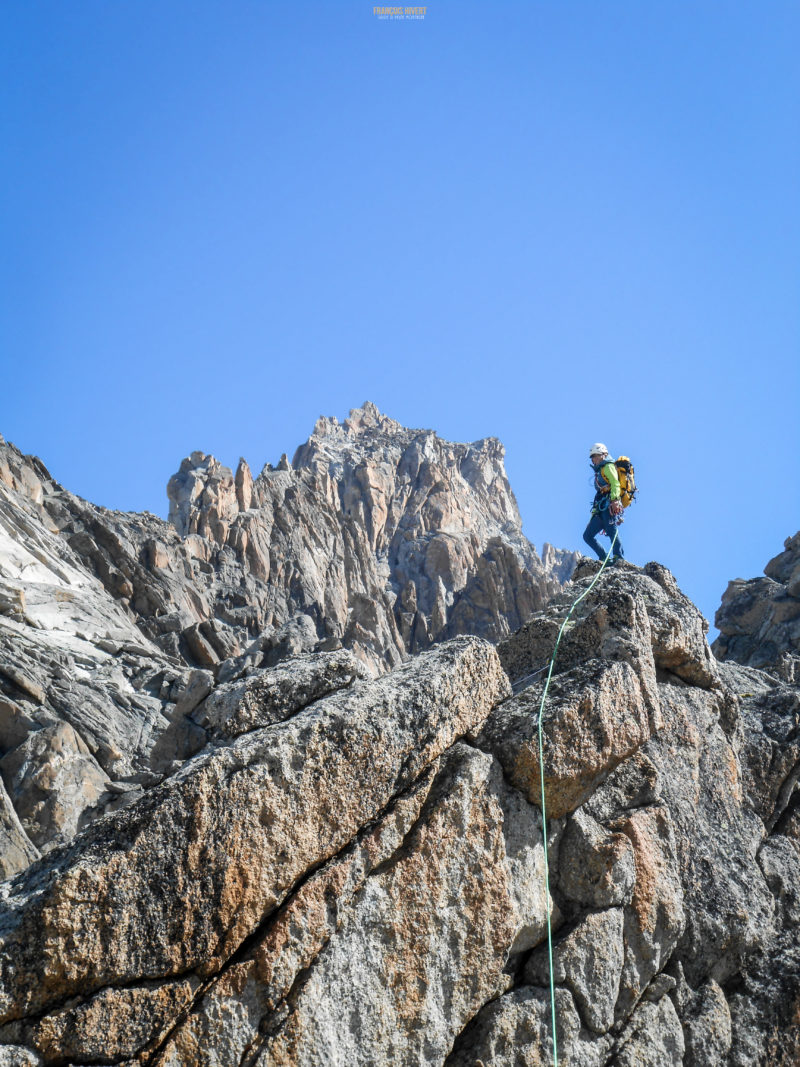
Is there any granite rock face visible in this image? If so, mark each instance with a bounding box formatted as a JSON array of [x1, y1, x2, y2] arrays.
[[483, 558, 800, 1065], [0, 539, 797, 1064], [0, 423, 798, 1065]]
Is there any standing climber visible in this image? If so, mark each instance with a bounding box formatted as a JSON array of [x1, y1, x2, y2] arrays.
[[583, 443, 625, 564]]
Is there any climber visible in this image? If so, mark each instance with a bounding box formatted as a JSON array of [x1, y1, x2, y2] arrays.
[[583, 443, 625, 564]]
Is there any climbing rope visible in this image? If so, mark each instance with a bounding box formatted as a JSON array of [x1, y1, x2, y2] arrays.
[[536, 530, 619, 1067]]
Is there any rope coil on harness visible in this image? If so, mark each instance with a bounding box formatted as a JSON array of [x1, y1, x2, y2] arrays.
[[536, 530, 619, 1067]]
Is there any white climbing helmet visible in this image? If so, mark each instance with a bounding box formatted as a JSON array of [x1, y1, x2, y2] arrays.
[[589, 443, 608, 458]]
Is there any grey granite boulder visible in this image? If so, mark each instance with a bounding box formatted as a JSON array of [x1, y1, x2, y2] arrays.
[[714, 531, 800, 670], [525, 908, 625, 1033], [192, 648, 366, 739]]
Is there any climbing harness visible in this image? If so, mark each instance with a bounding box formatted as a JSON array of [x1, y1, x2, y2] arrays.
[[597, 496, 623, 524], [536, 529, 619, 1067]]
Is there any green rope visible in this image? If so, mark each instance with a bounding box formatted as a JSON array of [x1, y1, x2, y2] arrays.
[[536, 528, 619, 1067]]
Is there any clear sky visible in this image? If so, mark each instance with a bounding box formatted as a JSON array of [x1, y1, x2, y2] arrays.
[[2, 1, 798, 636]]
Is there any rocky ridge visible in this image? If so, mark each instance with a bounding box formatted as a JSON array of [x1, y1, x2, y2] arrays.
[[2, 404, 574, 678], [0, 416, 798, 1064], [0, 408, 573, 870], [0, 539, 797, 1062]]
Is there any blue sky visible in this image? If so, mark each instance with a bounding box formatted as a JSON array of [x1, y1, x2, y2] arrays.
[[2, 1, 798, 635]]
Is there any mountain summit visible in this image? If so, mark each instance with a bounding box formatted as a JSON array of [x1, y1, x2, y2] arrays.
[[164, 402, 576, 671]]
